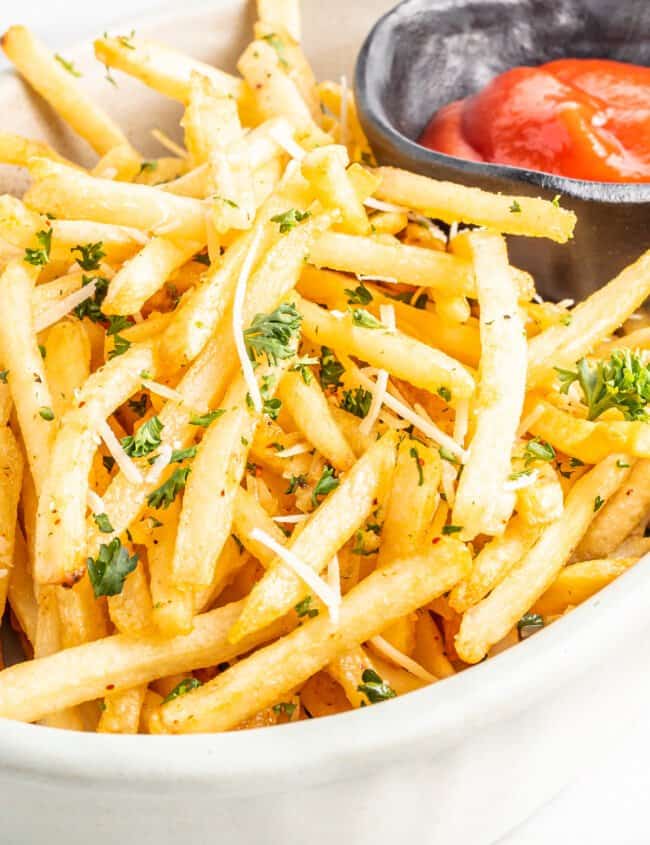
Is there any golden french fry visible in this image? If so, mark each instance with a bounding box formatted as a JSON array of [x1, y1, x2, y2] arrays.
[[0, 599, 289, 723], [42, 319, 91, 419], [92, 144, 143, 182], [257, 0, 301, 41], [1, 26, 134, 157], [146, 502, 194, 637], [0, 427, 23, 620], [277, 370, 356, 471], [529, 400, 650, 464], [528, 249, 650, 387], [108, 561, 153, 636], [309, 231, 474, 294], [102, 237, 199, 316], [414, 610, 455, 679], [35, 343, 155, 586], [532, 557, 638, 616], [94, 35, 242, 104], [8, 527, 37, 646], [25, 158, 207, 242], [296, 293, 475, 401], [456, 454, 632, 663], [374, 166, 576, 243], [449, 514, 541, 613], [576, 459, 650, 559], [98, 686, 147, 734], [452, 233, 527, 539], [515, 462, 564, 526], [301, 146, 370, 234], [327, 646, 378, 709], [154, 538, 470, 733], [0, 131, 73, 168], [378, 440, 440, 566], [228, 432, 397, 643], [0, 260, 55, 492]]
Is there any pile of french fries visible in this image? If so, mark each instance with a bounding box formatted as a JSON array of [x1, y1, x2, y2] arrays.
[[0, 0, 648, 734]]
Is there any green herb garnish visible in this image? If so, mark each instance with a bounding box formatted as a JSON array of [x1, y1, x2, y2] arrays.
[[556, 351, 650, 421], [312, 465, 339, 506], [357, 668, 396, 704], [244, 302, 301, 366], [24, 229, 52, 266], [270, 208, 310, 233], [71, 241, 105, 271], [120, 416, 163, 458], [87, 538, 138, 598], [147, 467, 191, 509]]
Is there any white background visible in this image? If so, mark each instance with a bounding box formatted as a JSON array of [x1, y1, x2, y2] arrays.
[[2, 2, 648, 842]]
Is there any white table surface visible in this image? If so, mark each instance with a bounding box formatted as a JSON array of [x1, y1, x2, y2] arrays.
[[2, 2, 648, 842]]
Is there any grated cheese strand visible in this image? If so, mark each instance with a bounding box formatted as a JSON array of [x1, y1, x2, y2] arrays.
[[369, 635, 437, 683], [33, 278, 98, 333], [250, 528, 341, 623], [146, 443, 173, 485], [503, 469, 540, 492], [97, 419, 143, 485], [356, 273, 398, 285], [87, 490, 105, 514], [273, 443, 311, 458], [364, 197, 409, 214], [233, 225, 266, 412], [272, 513, 309, 524], [140, 378, 186, 405], [268, 123, 306, 161]]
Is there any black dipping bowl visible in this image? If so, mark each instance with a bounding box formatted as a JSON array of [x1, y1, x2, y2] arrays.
[[355, 0, 650, 301]]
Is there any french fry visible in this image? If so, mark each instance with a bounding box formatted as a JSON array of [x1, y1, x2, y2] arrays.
[[456, 454, 632, 663], [532, 557, 638, 617], [183, 73, 243, 167], [147, 501, 194, 636], [257, 0, 301, 42], [94, 35, 242, 104], [296, 293, 475, 401], [42, 319, 91, 419], [301, 146, 370, 234], [0, 428, 23, 620], [8, 527, 37, 646], [25, 158, 207, 242], [414, 610, 455, 679], [377, 440, 440, 566], [527, 249, 650, 388], [0, 599, 289, 723], [515, 462, 564, 526], [326, 646, 378, 708], [92, 144, 143, 182], [56, 577, 108, 648], [528, 400, 650, 464], [35, 343, 155, 585], [277, 370, 356, 471], [297, 265, 481, 368], [299, 672, 350, 717], [1, 26, 134, 157], [228, 432, 397, 643], [0, 260, 55, 492], [0, 131, 73, 168], [108, 561, 153, 636], [452, 233, 527, 539], [374, 167, 576, 243], [154, 538, 470, 732], [449, 514, 541, 613], [102, 237, 199, 316], [576, 459, 650, 559], [98, 686, 147, 734], [309, 231, 474, 294]]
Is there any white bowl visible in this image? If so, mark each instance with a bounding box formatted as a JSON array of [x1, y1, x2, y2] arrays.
[[2, 4, 650, 843]]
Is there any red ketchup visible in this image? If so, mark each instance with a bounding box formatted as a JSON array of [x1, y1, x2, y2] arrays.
[[420, 59, 650, 182]]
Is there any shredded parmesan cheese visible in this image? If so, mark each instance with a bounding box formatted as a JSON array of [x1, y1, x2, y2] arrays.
[[274, 443, 311, 458], [356, 273, 398, 285], [250, 528, 341, 623], [453, 399, 469, 448], [268, 123, 306, 161], [327, 553, 341, 610], [97, 419, 143, 485], [140, 378, 186, 405], [407, 213, 447, 243], [33, 279, 98, 333], [369, 635, 437, 682], [151, 128, 188, 159], [233, 225, 266, 412], [146, 443, 173, 485], [272, 513, 309, 524], [364, 197, 409, 214], [87, 490, 105, 513]]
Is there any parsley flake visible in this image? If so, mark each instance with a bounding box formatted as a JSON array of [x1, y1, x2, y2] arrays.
[[71, 242, 106, 271], [189, 409, 225, 427], [93, 513, 114, 533], [344, 284, 373, 305], [340, 387, 372, 419], [409, 446, 424, 486], [556, 351, 650, 421], [87, 538, 138, 598], [351, 308, 383, 329], [270, 208, 311, 233], [295, 595, 319, 618], [357, 668, 396, 704], [24, 230, 52, 266], [244, 303, 301, 366], [147, 466, 191, 509], [319, 346, 344, 390], [517, 612, 544, 639], [312, 465, 339, 506], [120, 416, 163, 457], [55, 54, 82, 77], [163, 677, 202, 703]]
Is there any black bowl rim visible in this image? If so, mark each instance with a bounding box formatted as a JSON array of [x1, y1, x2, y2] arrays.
[[354, 0, 650, 205]]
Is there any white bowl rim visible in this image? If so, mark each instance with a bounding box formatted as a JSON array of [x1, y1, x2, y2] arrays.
[[2, 7, 650, 797]]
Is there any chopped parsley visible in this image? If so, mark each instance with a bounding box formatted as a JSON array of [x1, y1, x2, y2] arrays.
[[244, 302, 301, 366], [594, 495, 605, 512], [87, 538, 138, 598], [616, 459, 631, 469], [312, 465, 339, 506], [93, 513, 114, 533], [0, 370, 8, 384], [556, 351, 650, 421], [509, 200, 522, 213], [127, 394, 148, 418], [262, 32, 289, 69], [437, 386, 452, 403], [137, 160, 158, 176], [517, 612, 544, 639], [285, 474, 308, 495], [295, 595, 319, 618], [24, 229, 52, 266], [106, 314, 132, 336], [71, 241, 106, 271], [409, 446, 424, 486], [38, 406, 54, 421], [319, 346, 344, 390], [439, 446, 459, 464], [351, 308, 383, 329], [73, 275, 109, 322], [117, 30, 136, 50], [340, 387, 372, 419], [189, 408, 225, 427], [120, 416, 163, 457], [272, 701, 296, 717], [344, 284, 373, 305], [442, 524, 462, 535], [270, 208, 311, 233], [163, 677, 202, 703], [193, 250, 211, 266], [169, 446, 197, 464], [290, 355, 318, 384], [522, 437, 556, 466], [102, 455, 116, 473], [55, 54, 82, 77], [357, 668, 396, 704], [108, 334, 131, 359], [147, 466, 191, 509]]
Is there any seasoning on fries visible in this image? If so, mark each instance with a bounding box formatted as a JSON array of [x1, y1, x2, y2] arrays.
[[0, 0, 648, 734]]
